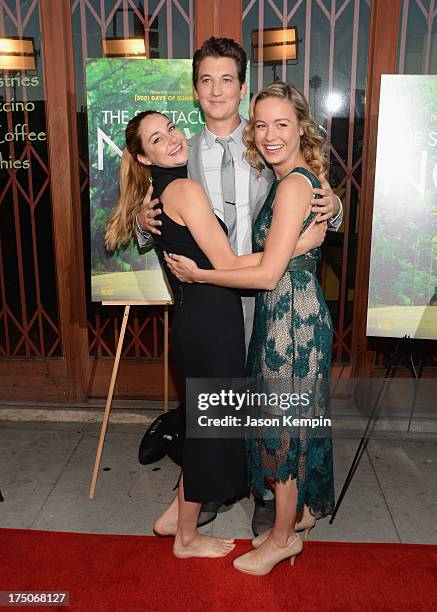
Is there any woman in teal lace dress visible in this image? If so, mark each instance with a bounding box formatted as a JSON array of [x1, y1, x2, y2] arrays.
[[165, 82, 334, 575]]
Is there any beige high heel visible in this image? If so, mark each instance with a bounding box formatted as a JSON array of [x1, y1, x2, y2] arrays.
[[252, 514, 316, 548], [233, 533, 303, 576]]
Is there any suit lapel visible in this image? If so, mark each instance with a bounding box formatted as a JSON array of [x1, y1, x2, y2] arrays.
[[187, 131, 212, 202], [243, 115, 274, 223], [250, 166, 275, 223], [248, 165, 259, 217]]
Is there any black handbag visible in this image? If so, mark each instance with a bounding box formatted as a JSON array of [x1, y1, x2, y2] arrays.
[[138, 406, 183, 467]]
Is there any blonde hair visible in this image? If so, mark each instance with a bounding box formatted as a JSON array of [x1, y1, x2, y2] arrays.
[[105, 110, 162, 251], [243, 82, 328, 177]]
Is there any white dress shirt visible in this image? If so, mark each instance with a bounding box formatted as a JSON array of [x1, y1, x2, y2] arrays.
[[201, 120, 251, 256]]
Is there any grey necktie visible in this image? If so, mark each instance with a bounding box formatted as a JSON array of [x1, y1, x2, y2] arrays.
[[216, 136, 237, 252]]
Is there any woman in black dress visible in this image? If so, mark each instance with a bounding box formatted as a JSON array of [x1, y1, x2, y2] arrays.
[[106, 110, 257, 559]]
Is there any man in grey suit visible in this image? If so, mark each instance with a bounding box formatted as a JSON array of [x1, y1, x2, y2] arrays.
[[136, 37, 342, 535]]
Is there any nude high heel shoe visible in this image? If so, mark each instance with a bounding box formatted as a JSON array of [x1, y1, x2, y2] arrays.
[[300, 518, 316, 541], [233, 533, 303, 576], [252, 514, 316, 548]]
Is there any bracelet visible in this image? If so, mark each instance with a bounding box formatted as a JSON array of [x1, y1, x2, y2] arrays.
[[135, 214, 150, 238]]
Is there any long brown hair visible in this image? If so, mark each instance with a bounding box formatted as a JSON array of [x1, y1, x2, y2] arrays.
[[105, 110, 163, 251], [243, 82, 328, 177]]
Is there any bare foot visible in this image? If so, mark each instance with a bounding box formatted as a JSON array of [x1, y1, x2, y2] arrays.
[[173, 532, 235, 559], [153, 495, 178, 536]]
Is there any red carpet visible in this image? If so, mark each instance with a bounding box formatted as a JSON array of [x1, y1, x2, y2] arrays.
[[1, 529, 437, 611]]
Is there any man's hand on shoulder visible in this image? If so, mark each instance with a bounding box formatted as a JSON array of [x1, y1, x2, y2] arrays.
[[137, 184, 161, 235], [311, 174, 341, 223]]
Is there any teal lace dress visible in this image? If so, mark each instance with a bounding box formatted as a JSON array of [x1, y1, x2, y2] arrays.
[[246, 166, 335, 518]]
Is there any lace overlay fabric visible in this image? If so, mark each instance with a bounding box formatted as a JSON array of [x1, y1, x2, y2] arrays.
[[246, 167, 335, 518]]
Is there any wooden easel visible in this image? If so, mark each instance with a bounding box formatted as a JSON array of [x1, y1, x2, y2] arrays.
[[89, 300, 172, 499]]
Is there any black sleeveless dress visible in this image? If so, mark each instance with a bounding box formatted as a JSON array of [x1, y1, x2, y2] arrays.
[[151, 164, 247, 503]]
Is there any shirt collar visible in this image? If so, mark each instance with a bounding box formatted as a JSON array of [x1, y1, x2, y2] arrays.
[[203, 117, 246, 149]]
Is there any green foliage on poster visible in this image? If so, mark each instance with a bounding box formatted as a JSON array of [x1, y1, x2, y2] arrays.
[[86, 58, 250, 302], [367, 76, 437, 339]]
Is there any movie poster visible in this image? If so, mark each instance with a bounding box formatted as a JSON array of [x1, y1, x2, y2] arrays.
[[367, 75, 437, 340], [86, 58, 249, 303]]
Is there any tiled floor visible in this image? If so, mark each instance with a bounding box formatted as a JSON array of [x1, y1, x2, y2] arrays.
[[1, 407, 437, 544]]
